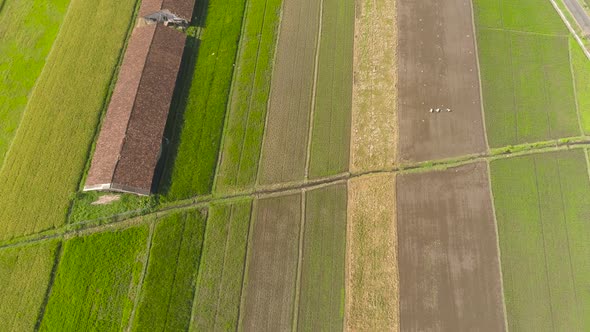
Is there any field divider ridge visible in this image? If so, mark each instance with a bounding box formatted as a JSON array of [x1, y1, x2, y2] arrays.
[[485, 160, 509, 331], [126, 219, 156, 331], [584, 148, 590, 182], [236, 199, 257, 330], [469, 0, 490, 152], [291, 190, 307, 331], [568, 38, 586, 136], [33, 241, 64, 331], [304, 0, 325, 180]]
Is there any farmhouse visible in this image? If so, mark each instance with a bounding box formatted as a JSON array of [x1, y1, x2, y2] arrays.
[[84, 0, 195, 195]]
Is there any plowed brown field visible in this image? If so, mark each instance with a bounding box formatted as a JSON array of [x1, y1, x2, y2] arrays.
[[396, 162, 505, 331], [258, 0, 321, 185], [397, 0, 487, 163]]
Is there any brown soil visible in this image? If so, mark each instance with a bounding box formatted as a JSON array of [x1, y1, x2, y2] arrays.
[[258, 0, 321, 185], [350, 0, 398, 172], [346, 174, 399, 331], [239, 193, 302, 331], [396, 162, 505, 331], [397, 0, 487, 163], [91, 194, 121, 205]]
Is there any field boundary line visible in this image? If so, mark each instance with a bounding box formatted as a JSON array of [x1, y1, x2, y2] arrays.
[[469, 0, 490, 152], [540, 47, 555, 139], [236, 199, 257, 330], [0, 0, 76, 172], [480, 26, 569, 37], [211, 206, 234, 328], [33, 241, 63, 331], [584, 148, 590, 182], [304, 0, 324, 180], [255, 0, 285, 188], [212, 0, 252, 193], [550, 0, 590, 60], [568, 39, 586, 136], [532, 158, 557, 331], [484, 161, 509, 331], [292, 190, 306, 331], [126, 220, 156, 331]]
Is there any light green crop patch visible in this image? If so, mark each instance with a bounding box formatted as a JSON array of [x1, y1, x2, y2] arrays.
[[473, 0, 568, 34], [490, 150, 590, 331], [570, 37, 590, 134], [477, 30, 579, 147], [0, 0, 70, 167], [39, 226, 149, 331], [0, 240, 60, 331]]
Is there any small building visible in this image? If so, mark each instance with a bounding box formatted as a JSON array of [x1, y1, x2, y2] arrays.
[[84, 4, 193, 195]]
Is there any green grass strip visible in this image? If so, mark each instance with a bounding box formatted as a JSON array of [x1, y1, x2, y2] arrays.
[[570, 36, 590, 134], [162, 0, 248, 200], [490, 150, 590, 330], [40, 226, 149, 331], [132, 210, 206, 331], [308, 0, 354, 179], [298, 184, 347, 331], [0, 240, 60, 331], [0, 0, 70, 166], [0, 0, 139, 240], [214, 0, 283, 194], [191, 200, 251, 331]]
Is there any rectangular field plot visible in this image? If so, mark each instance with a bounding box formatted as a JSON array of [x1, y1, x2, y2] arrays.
[[162, 0, 247, 200], [397, 0, 487, 163], [0, 0, 69, 166], [308, 0, 354, 179], [571, 37, 590, 134], [298, 184, 347, 330], [40, 226, 149, 331], [490, 150, 590, 331], [0, 0, 139, 240], [473, 0, 567, 34], [239, 193, 301, 330], [131, 210, 206, 331], [214, 0, 282, 194], [191, 200, 251, 331], [476, 30, 579, 147], [0, 241, 60, 331], [347, 175, 398, 331], [397, 162, 505, 331], [258, 0, 320, 184]]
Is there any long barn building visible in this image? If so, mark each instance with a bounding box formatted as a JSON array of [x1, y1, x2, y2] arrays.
[[84, 0, 195, 195]]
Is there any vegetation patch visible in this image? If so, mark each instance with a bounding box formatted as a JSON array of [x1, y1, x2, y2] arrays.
[[570, 37, 590, 134], [0, 0, 70, 166], [132, 210, 206, 331], [40, 226, 149, 331], [68, 191, 158, 224], [0, 0, 139, 240], [0, 240, 60, 331], [191, 200, 251, 331], [473, 0, 567, 34], [490, 150, 590, 331], [298, 184, 347, 330], [214, 0, 282, 194], [161, 0, 248, 200], [308, 0, 354, 178]]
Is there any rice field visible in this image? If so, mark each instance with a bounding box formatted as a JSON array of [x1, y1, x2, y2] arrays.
[[490, 150, 590, 331], [191, 200, 251, 331], [474, 0, 582, 147], [570, 37, 590, 134], [0, 0, 139, 240], [214, 0, 282, 194], [161, 0, 248, 200], [307, 0, 354, 179], [39, 226, 149, 331], [131, 210, 206, 331], [0, 0, 70, 166], [0, 241, 60, 331]]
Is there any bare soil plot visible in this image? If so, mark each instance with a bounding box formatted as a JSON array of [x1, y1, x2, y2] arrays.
[[239, 193, 302, 330], [308, 0, 354, 179], [191, 201, 251, 331], [346, 174, 398, 331], [397, 162, 505, 331], [298, 184, 347, 331], [350, 0, 398, 172], [257, 0, 321, 184], [490, 150, 590, 331], [397, 0, 487, 163]]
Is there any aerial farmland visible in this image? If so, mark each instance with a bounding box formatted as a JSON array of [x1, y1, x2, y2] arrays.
[[1, 0, 590, 330]]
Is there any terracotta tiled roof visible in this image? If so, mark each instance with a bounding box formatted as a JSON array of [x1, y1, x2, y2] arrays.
[[84, 24, 186, 195], [139, 0, 196, 21]]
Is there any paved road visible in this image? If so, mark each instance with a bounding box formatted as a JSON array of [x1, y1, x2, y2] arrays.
[[564, 0, 590, 36]]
